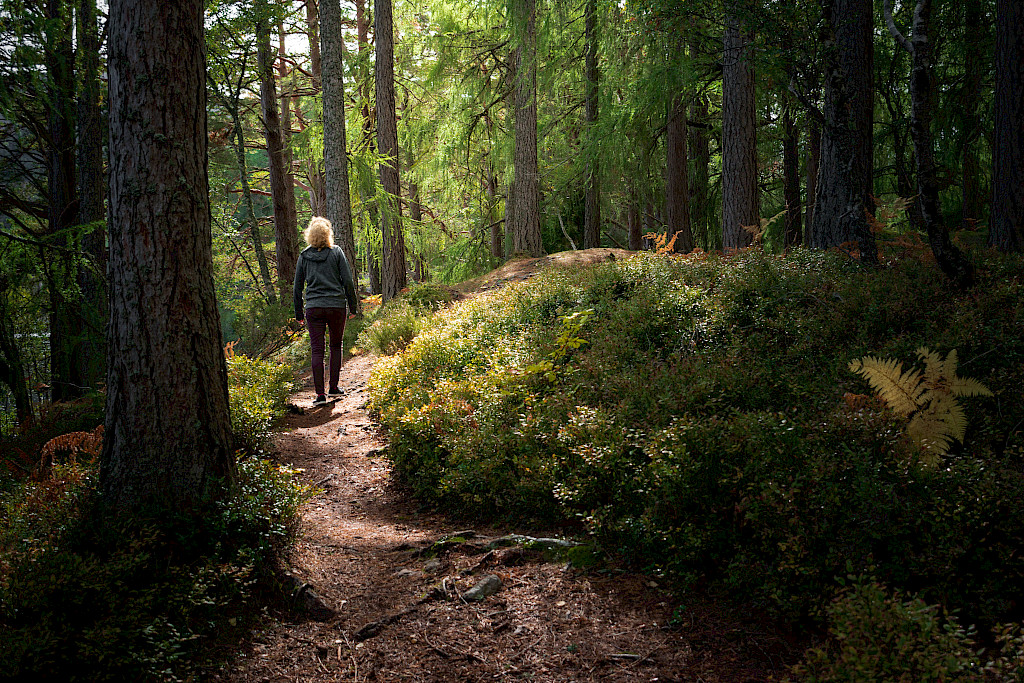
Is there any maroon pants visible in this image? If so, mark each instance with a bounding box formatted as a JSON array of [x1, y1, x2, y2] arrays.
[[306, 307, 346, 396]]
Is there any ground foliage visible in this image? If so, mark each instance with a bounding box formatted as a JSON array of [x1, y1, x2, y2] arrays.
[[367, 248, 1024, 666], [0, 354, 309, 681]]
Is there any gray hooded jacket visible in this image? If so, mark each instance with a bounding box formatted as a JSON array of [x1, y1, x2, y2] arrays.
[[293, 246, 358, 320]]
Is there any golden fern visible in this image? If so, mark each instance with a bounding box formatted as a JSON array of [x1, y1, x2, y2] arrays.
[[848, 356, 925, 417], [36, 424, 104, 478], [849, 348, 992, 464]]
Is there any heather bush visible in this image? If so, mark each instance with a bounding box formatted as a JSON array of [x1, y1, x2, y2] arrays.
[[368, 249, 1024, 633]]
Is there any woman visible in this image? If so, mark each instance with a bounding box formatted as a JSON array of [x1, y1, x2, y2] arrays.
[[293, 217, 358, 405]]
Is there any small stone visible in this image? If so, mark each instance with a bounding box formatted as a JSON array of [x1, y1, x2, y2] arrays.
[[423, 559, 443, 573], [394, 568, 423, 579], [463, 575, 502, 601]]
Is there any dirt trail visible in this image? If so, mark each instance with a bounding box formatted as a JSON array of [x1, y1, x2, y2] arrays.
[[222, 299, 792, 682]]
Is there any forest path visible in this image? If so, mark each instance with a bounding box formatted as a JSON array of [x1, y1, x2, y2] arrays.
[[221, 346, 789, 682]]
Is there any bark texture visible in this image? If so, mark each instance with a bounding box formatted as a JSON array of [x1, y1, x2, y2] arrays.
[[321, 0, 360, 306], [509, 0, 543, 257], [376, 0, 407, 301], [666, 96, 693, 253], [961, 0, 983, 231], [805, 120, 820, 232], [688, 92, 711, 248], [46, 0, 81, 402], [991, 0, 1023, 251], [783, 101, 802, 247], [76, 0, 106, 393], [885, 0, 974, 285], [306, 0, 322, 90], [258, 7, 300, 300], [721, 11, 757, 250], [231, 107, 277, 303], [582, 0, 600, 250], [0, 292, 33, 426], [810, 0, 877, 263], [102, 0, 235, 514]]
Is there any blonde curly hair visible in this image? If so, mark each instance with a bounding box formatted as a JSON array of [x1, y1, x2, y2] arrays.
[[304, 216, 334, 249]]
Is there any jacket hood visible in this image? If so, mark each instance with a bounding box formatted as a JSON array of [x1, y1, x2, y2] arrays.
[[301, 245, 333, 262]]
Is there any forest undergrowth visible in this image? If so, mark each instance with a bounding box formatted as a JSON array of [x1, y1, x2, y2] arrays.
[[365, 246, 1024, 680], [0, 350, 312, 681]]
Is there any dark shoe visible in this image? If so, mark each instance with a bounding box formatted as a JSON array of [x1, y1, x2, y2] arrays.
[[328, 388, 344, 397], [312, 395, 329, 406]]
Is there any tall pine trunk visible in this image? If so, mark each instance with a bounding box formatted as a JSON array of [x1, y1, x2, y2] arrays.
[[991, 0, 1023, 251], [805, 120, 820, 232], [885, 0, 973, 284], [810, 0, 877, 263], [0, 295, 33, 426], [103, 0, 235, 514], [257, 5, 299, 301], [230, 106, 277, 304], [322, 0, 360, 307], [582, 0, 600, 250], [355, 0, 381, 293], [376, 0, 407, 301], [76, 0, 106, 393], [666, 95, 693, 252], [783, 100, 802, 247], [721, 8, 758, 250], [46, 0, 81, 403], [961, 0, 983, 231], [509, 0, 543, 256], [688, 90, 711, 249]]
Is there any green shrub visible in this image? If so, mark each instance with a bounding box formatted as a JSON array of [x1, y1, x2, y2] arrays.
[[358, 301, 427, 355], [789, 580, 1024, 682], [0, 456, 312, 682], [227, 354, 295, 453], [402, 282, 457, 311], [367, 249, 1024, 628]]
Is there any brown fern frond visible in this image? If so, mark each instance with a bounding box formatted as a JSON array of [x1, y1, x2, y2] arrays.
[[949, 375, 993, 398], [917, 347, 944, 388], [36, 425, 104, 478], [849, 356, 925, 416]]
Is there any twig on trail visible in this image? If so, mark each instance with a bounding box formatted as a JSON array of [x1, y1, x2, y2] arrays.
[[342, 632, 359, 682], [422, 630, 450, 659], [314, 473, 335, 488]]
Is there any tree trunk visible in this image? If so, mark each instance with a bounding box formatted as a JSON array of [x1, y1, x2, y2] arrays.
[[231, 107, 277, 303], [582, 0, 600, 250], [960, 0, 983, 231], [666, 95, 693, 253], [783, 100, 802, 247], [805, 120, 820, 232], [257, 5, 300, 301], [991, 0, 1023, 251], [304, 0, 326, 214], [376, 0, 407, 302], [355, 0, 380, 296], [721, 9, 758, 250], [306, 0, 322, 91], [45, 0, 81, 403], [627, 200, 642, 251], [885, 0, 974, 284], [486, 157, 503, 257], [688, 91, 711, 249], [0, 293, 33, 426], [810, 0, 877, 263], [321, 0, 360, 308], [509, 0, 543, 257], [76, 0, 106, 394], [103, 0, 235, 515]]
